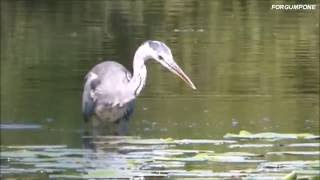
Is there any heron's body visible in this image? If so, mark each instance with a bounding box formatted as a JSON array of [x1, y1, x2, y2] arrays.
[[82, 61, 135, 123], [82, 40, 196, 134]]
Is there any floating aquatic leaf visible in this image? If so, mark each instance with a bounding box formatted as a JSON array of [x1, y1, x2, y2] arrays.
[[209, 156, 266, 163], [0, 148, 94, 162], [154, 153, 209, 162], [211, 155, 247, 162], [16, 157, 56, 163], [224, 130, 320, 140], [175, 139, 237, 145], [229, 168, 260, 173], [152, 149, 214, 157], [49, 174, 82, 179], [267, 151, 320, 156], [137, 169, 299, 179], [82, 135, 140, 140], [118, 145, 171, 154], [258, 160, 320, 170], [243, 173, 292, 180], [286, 143, 320, 148], [230, 169, 318, 180], [108, 139, 176, 145], [283, 171, 297, 180], [1, 150, 37, 159], [240, 130, 252, 136], [35, 151, 84, 158], [83, 169, 132, 178], [162, 137, 175, 142], [229, 144, 274, 148], [3, 168, 62, 175], [154, 152, 265, 163], [145, 150, 183, 157], [35, 162, 84, 169], [4, 145, 67, 150], [166, 170, 246, 178], [295, 169, 320, 175], [215, 152, 263, 157], [42, 148, 94, 157], [141, 161, 185, 170], [108, 138, 238, 146]]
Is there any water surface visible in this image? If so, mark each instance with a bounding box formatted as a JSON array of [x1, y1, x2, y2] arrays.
[[1, 1, 319, 177]]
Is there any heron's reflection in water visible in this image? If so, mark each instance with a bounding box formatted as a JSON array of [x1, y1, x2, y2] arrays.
[[81, 122, 137, 174], [82, 117, 132, 151]]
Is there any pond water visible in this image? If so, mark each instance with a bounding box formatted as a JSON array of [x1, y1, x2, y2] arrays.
[[1, 0, 319, 179]]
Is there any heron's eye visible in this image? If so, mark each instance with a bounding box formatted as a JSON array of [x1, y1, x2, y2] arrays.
[[158, 55, 164, 60]]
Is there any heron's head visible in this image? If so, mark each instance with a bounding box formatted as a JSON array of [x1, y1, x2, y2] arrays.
[[145, 40, 197, 90]]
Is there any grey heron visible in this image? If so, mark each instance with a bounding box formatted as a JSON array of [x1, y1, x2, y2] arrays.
[[82, 40, 196, 135]]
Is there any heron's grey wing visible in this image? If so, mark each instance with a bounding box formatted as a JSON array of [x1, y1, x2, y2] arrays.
[[92, 62, 135, 107], [83, 61, 136, 123], [82, 72, 101, 122]]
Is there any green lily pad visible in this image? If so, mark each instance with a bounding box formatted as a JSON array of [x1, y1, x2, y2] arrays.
[[108, 138, 176, 145], [229, 144, 274, 148], [294, 169, 320, 175], [1, 150, 37, 159], [4, 145, 67, 150], [49, 174, 82, 179], [118, 145, 172, 154], [209, 155, 265, 163], [224, 130, 320, 140], [1, 167, 62, 174], [267, 151, 320, 156], [83, 169, 132, 178], [286, 143, 320, 148], [35, 162, 84, 169], [154, 152, 265, 163], [283, 171, 297, 180], [82, 135, 139, 139], [141, 161, 185, 169], [215, 152, 263, 157], [152, 149, 214, 157], [154, 153, 209, 162], [175, 139, 237, 145], [167, 170, 245, 178], [258, 160, 320, 169]]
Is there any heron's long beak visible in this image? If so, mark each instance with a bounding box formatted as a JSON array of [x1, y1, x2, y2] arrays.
[[164, 61, 197, 90]]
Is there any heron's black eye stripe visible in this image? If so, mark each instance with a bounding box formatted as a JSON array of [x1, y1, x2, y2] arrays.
[[158, 55, 163, 60]]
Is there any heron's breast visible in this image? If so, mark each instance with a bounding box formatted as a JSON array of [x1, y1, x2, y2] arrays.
[[95, 104, 128, 123]]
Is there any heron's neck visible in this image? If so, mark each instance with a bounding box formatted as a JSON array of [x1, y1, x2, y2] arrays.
[[130, 45, 151, 96]]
